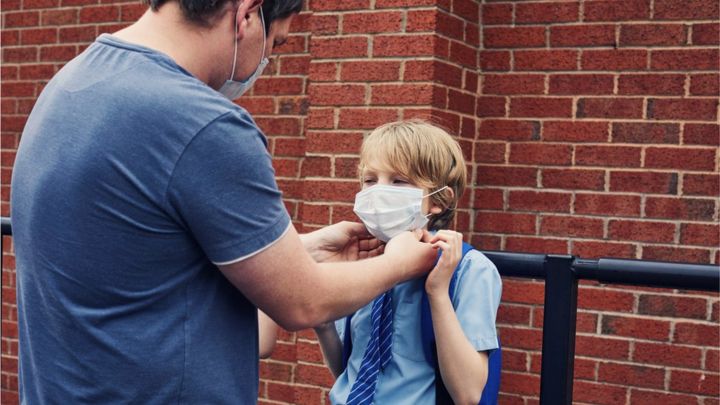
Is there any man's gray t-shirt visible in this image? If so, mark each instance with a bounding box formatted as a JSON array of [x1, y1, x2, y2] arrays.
[[11, 34, 291, 404]]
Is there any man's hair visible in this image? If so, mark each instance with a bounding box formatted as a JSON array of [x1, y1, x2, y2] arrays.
[[358, 120, 468, 231], [262, 0, 303, 35], [144, 0, 233, 25]]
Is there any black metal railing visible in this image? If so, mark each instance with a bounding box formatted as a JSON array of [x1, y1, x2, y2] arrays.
[[1, 216, 718, 404]]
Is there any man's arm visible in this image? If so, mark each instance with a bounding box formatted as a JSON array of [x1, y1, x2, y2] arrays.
[[218, 225, 435, 331]]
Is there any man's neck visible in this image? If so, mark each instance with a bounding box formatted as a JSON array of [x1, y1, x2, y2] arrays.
[[113, 3, 230, 88]]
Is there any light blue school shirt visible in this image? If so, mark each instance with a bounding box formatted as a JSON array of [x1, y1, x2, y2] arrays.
[[11, 34, 290, 404], [330, 250, 502, 405]]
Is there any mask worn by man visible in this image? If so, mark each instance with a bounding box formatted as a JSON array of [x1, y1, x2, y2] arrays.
[[353, 185, 449, 242], [219, 7, 269, 100]]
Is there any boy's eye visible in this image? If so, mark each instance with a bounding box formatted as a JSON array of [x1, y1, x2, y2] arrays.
[[363, 178, 377, 184], [392, 178, 409, 185]]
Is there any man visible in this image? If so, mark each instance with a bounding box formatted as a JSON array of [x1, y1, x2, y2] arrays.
[[10, 0, 437, 403]]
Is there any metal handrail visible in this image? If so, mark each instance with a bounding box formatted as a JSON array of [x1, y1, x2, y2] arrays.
[[0, 216, 718, 404]]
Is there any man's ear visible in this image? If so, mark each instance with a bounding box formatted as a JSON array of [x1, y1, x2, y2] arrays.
[[234, 0, 262, 39]]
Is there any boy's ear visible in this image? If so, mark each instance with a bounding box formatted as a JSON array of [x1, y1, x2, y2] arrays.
[[430, 187, 455, 214]]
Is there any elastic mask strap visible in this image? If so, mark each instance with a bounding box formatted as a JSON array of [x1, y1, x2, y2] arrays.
[[423, 185, 449, 199], [229, 15, 239, 81]]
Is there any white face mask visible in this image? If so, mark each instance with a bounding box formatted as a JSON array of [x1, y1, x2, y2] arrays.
[[353, 185, 448, 242], [219, 7, 269, 100]]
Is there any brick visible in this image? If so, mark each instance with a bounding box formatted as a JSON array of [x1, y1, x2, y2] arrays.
[[497, 304, 532, 326], [670, 369, 720, 396], [482, 3, 512, 25], [120, 3, 146, 22], [19, 64, 56, 80], [300, 156, 331, 178], [610, 171, 677, 194], [340, 61, 400, 82], [337, 108, 399, 129], [584, 0, 650, 21], [542, 168, 605, 191], [582, 49, 648, 71], [435, 61, 464, 87], [639, 295, 708, 319], [620, 24, 687, 46], [618, 74, 685, 96], [541, 215, 604, 238], [634, 341, 702, 367], [59, 26, 96, 43], [510, 97, 573, 118], [550, 25, 615, 47], [343, 11, 402, 34], [310, 14, 339, 35], [307, 62, 337, 82], [480, 50, 511, 71], [543, 121, 608, 143], [693, 23, 720, 45], [612, 122, 680, 144], [2, 30, 19, 46], [645, 197, 716, 221], [630, 389, 703, 405], [79, 5, 119, 23], [303, 180, 359, 203], [690, 74, 720, 96], [516, 2, 579, 24], [706, 349, 719, 371], [4, 11, 40, 27], [499, 326, 543, 351], [310, 37, 367, 58], [308, 84, 364, 105], [580, 287, 636, 312], [471, 234, 501, 250], [253, 77, 303, 96], [1, 82, 35, 98], [472, 187, 504, 210], [651, 49, 720, 71], [448, 89, 475, 115], [272, 158, 300, 178], [370, 83, 435, 106], [598, 362, 665, 389], [453, 0, 480, 22], [683, 173, 719, 196], [475, 96, 505, 118], [577, 98, 644, 119], [575, 193, 641, 217], [602, 314, 671, 341], [373, 34, 435, 57], [334, 157, 360, 179], [645, 147, 716, 171], [306, 108, 334, 129], [502, 371, 540, 396], [449, 41, 477, 68], [515, 50, 578, 71], [573, 241, 637, 259], [19, 28, 57, 46], [3, 47, 38, 63], [549, 74, 614, 95], [643, 246, 712, 264], [509, 143, 572, 166], [478, 120, 539, 141], [436, 11, 466, 41], [652, 98, 719, 121], [306, 131, 363, 153], [576, 145, 642, 167], [482, 74, 544, 95], [279, 55, 311, 75], [309, 0, 370, 11], [608, 220, 676, 243], [475, 212, 536, 235], [484, 27, 545, 48], [508, 190, 571, 213], [505, 236, 568, 254], [654, 0, 720, 20], [680, 223, 720, 247], [575, 335, 631, 360]]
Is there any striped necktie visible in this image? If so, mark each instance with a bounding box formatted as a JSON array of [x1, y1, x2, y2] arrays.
[[346, 290, 394, 405]]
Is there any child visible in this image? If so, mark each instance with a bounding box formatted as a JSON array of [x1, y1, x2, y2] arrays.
[[314, 120, 502, 405]]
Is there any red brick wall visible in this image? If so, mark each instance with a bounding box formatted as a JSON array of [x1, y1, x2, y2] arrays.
[[2, 1, 719, 404]]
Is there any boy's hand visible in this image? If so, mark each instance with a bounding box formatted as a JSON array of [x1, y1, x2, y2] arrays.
[[384, 229, 437, 280], [424, 230, 463, 297]]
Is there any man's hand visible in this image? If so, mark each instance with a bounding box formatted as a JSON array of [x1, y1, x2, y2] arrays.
[[301, 221, 384, 263], [383, 229, 437, 280]]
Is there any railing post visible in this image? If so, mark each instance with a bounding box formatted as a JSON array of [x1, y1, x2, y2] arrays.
[[539, 255, 577, 405]]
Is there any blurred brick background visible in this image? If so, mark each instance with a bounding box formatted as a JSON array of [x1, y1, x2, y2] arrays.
[[1, 0, 718, 404]]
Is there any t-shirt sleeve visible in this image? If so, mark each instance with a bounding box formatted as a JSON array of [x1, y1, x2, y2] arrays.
[[165, 110, 291, 265], [452, 250, 502, 352]]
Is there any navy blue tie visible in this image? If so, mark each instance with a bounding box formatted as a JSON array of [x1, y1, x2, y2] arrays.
[[346, 291, 393, 405]]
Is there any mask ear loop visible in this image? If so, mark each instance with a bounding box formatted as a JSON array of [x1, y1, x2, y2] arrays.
[[422, 185, 450, 219], [229, 13, 239, 81]]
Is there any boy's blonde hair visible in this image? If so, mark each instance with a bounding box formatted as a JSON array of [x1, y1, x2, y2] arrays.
[[358, 120, 467, 231]]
